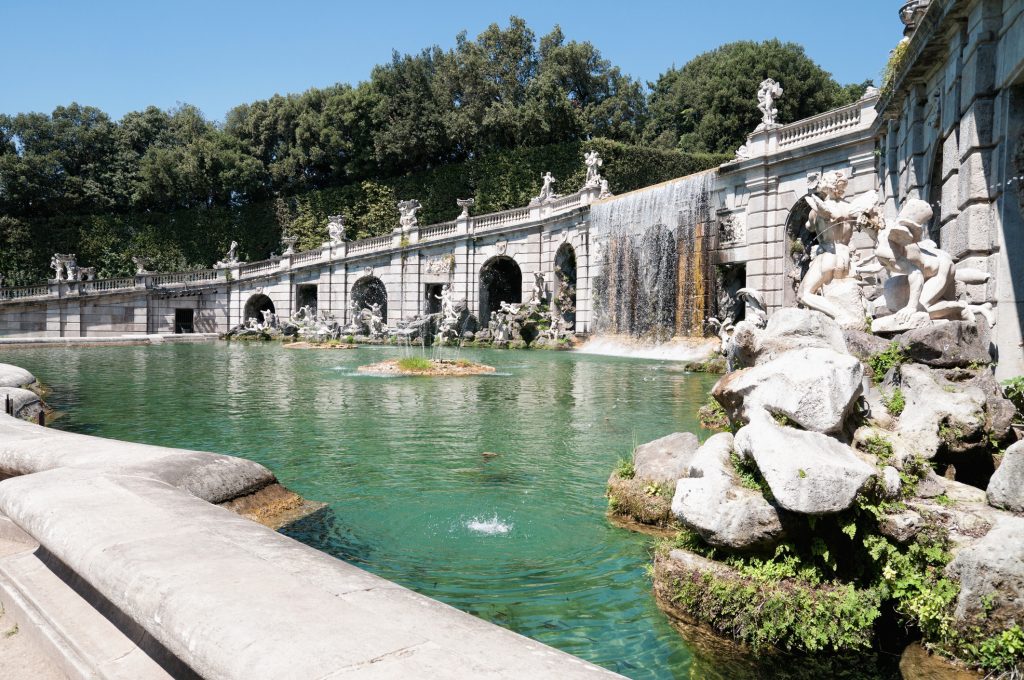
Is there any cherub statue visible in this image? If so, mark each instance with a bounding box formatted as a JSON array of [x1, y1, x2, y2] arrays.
[[757, 78, 784, 127], [398, 200, 421, 232], [871, 198, 993, 328]]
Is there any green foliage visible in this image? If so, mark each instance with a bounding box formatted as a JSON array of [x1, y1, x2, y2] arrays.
[[1001, 376, 1024, 422], [862, 434, 894, 464], [667, 560, 881, 653], [396, 356, 433, 372], [614, 458, 635, 480], [729, 451, 772, 499], [958, 625, 1024, 672], [881, 40, 910, 98], [866, 342, 907, 381], [645, 39, 869, 154], [881, 389, 905, 417], [697, 396, 730, 431]]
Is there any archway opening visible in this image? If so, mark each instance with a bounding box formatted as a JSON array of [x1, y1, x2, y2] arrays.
[[243, 294, 275, 323], [352, 276, 387, 320], [479, 256, 522, 321], [554, 243, 577, 330], [783, 198, 814, 306]]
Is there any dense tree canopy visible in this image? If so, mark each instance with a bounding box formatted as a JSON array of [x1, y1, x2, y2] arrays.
[[0, 20, 867, 284], [645, 39, 870, 153]]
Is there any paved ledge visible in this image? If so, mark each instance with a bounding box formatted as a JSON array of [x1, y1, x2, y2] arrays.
[[0, 333, 220, 348], [0, 413, 619, 678]]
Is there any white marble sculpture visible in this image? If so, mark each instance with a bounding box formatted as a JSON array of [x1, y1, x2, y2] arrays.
[[457, 198, 474, 218], [530, 272, 546, 306], [327, 215, 345, 244], [281, 235, 298, 256], [398, 200, 421, 233], [869, 198, 993, 332], [584, 150, 603, 189], [50, 255, 65, 281], [533, 172, 558, 204], [599, 178, 613, 200], [796, 171, 879, 328], [132, 256, 151, 275], [757, 78, 784, 128], [214, 241, 240, 268]]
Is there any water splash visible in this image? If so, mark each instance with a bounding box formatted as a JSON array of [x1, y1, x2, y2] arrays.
[[465, 515, 513, 535], [590, 171, 718, 339], [575, 336, 718, 362]]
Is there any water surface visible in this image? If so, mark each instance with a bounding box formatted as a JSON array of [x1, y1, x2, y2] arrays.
[[5, 342, 718, 678]]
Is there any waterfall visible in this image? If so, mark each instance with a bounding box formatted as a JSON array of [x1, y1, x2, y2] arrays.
[[590, 171, 717, 339]]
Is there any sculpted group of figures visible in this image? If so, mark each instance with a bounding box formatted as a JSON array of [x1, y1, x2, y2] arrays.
[[796, 170, 992, 333], [710, 170, 993, 369]]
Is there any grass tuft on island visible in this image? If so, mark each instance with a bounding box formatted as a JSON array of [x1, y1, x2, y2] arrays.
[[283, 340, 358, 350], [357, 357, 496, 376]]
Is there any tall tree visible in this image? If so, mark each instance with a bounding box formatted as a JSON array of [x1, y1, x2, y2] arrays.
[[645, 40, 868, 154]]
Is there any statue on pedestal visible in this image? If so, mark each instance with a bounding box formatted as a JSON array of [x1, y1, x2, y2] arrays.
[[398, 200, 421, 233], [327, 215, 345, 244], [757, 78, 784, 128]]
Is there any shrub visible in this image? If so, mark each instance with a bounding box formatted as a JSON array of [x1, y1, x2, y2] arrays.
[[881, 389, 905, 417], [867, 342, 907, 381], [614, 458, 635, 480], [396, 356, 433, 372], [1001, 376, 1024, 423]]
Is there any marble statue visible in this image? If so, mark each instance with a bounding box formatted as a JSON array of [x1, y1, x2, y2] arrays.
[[50, 255, 65, 281], [457, 198, 474, 218], [869, 198, 993, 331], [367, 302, 386, 339], [327, 215, 345, 244], [260, 309, 276, 328], [214, 241, 240, 268], [757, 78, 783, 128], [132, 256, 151, 275], [584, 150, 603, 188], [398, 200, 421, 233], [281, 235, 298, 256], [0, 273, 4, 288], [63, 255, 80, 282], [78, 266, 96, 282], [796, 171, 879, 327], [599, 178, 613, 200], [707, 287, 769, 371], [530, 272, 545, 306], [533, 172, 558, 204]]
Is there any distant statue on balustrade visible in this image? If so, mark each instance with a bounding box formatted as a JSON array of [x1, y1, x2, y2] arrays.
[[132, 255, 151, 275], [757, 78, 784, 128], [532, 172, 558, 204], [214, 241, 240, 268], [327, 215, 346, 244], [398, 200, 421, 233], [584, 150, 603, 188]]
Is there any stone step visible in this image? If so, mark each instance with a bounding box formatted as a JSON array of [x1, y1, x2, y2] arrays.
[[0, 516, 170, 680]]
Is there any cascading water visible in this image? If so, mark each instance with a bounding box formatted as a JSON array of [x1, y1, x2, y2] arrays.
[[590, 171, 718, 340]]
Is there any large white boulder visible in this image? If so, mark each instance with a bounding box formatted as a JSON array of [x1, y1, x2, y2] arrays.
[[633, 432, 701, 484], [734, 308, 848, 367], [0, 363, 36, 388], [988, 441, 1024, 513], [671, 432, 784, 550], [946, 515, 1024, 631], [734, 415, 876, 515], [712, 347, 863, 434], [891, 364, 988, 459]]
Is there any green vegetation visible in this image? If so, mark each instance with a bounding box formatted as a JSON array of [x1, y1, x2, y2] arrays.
[[861, 434, 894, 463], [396, 356, 434, 372], [729, 451, 772, 499], [697, 396, 730, 431], [0, 21, 864, 284], [614, 458, 635, 480], [1002, 376, 1024, 422], [866, 342, 907, 381], [881, 40, 910, 98], [881, 388, 905, 417]]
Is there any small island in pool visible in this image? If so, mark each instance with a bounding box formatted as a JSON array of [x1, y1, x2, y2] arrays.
[[357, 357, 495, 376]]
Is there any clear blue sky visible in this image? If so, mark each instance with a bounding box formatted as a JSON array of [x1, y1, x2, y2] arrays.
[[1, 0, 900, 122]]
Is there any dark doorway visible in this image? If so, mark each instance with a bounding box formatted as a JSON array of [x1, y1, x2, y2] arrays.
[[242, 294, 275, 323], [297, 284, 318, 314], [352, 276, 387, 319], [554, 243, 577, 330], [479, 256, 522, 320], [174, 308, 194, 334], [425, 284, 443, 314]]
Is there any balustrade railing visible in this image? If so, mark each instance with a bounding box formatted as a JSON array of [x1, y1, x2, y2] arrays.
[[292, 248, 325, 265], [149, 269, 221, 286], [475, 207, 531, 232], [238, 259, 278, 277], [777, 102, 864, 149], [0, 285, 49, 301], [348, 234, 392, 255], [418, 221, 457, 241], [83, 277, 135, 293]]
